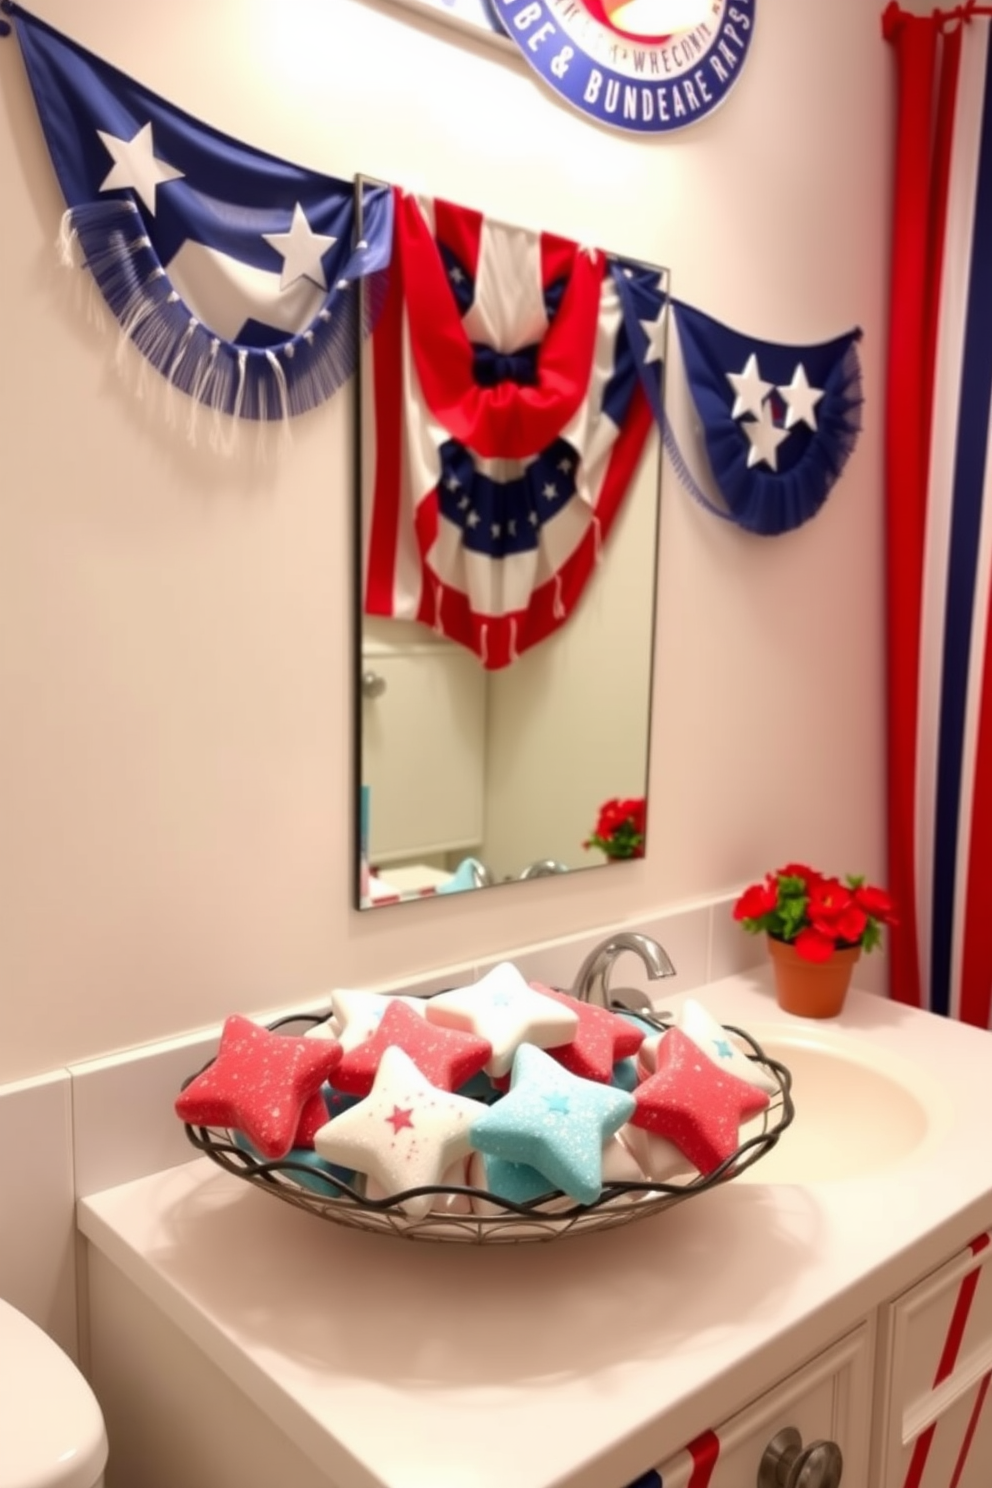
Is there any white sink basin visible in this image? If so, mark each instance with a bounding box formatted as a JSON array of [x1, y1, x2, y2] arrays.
[[737, 1023, 955, 1183]]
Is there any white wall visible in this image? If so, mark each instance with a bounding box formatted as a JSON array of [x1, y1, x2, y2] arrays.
[[0, 0, 892, 1082]]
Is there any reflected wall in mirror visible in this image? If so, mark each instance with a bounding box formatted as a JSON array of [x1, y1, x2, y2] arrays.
[[355, 178, 668, 909]]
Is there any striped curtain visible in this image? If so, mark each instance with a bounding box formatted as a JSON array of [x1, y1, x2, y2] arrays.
[[884, 2, 992, 1024]]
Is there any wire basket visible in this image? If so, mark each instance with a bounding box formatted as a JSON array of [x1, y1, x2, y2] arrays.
[[181, 1004, 794, 1245]]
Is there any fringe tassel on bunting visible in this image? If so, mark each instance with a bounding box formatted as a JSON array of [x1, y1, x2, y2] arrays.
[[58, 200, 388, 440]]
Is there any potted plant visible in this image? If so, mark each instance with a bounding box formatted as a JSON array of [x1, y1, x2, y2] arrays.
[[583, 797, 647, 862], [733, 862, 897, 1018]]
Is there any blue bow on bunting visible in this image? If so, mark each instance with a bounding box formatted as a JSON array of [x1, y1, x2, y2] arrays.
[[5, 4, 393, 432], [610, 265, 863, 537]]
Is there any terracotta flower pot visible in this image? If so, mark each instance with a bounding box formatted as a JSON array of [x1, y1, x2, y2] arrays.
[[766, 937, 861, 1019]]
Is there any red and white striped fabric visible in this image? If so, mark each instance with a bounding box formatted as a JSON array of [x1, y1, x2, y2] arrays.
[[884, 3, 992, 1023], [898, 1234, 992, 1488], [361, 188, 653, 671]]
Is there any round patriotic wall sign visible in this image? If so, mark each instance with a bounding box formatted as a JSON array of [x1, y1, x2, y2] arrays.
[[492, 0, 755, 134]]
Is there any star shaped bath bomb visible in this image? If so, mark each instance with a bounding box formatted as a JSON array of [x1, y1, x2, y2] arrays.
[[262, 202, 337, 291], [674, 998, 779, 1094], [174, 1014, 343, 1160], [532, 983, 645, 1083], [97, 121, 184, 215], [330, 988, 428, 1052], [631, 1027, 769, 1175], [426, 962, 579, 1078], [333, 999, 492, 1096], [313, 1046, 479, 1218], [469, 1043, 636, 1205]]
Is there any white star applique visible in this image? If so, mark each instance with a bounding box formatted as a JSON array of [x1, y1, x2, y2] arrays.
[[742, 402, 790, 471], [262, 203, 338, 292], [778, 363, 825, 431], [97, 122, 184, 216], [727, 352, 772, 420], [639, 303, 668, 367]]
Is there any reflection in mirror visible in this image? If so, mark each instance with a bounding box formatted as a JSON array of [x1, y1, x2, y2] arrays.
[[354, 177, 668, 908]]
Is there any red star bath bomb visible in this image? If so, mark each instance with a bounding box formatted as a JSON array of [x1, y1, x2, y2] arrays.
[[631, 1026, 769, 1175], [333, 999, 492, 1096], [174, 1014, 343, 1160], [532, 982, 645, 1083]]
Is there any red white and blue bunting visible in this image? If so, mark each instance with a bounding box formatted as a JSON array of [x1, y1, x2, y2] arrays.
[[3, 4, 392, 439], [2, 4, 862, 548], [362, 188, 658, 669], [612, 284, 865, 538]]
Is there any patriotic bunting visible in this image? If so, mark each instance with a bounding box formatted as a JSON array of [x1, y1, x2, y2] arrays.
[[4, 4, 392, 436], [659, 301, 864, 537], [361, 187, 658, 670]]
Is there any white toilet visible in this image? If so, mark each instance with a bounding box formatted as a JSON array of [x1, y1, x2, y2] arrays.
[[0, 1297, 108, 1488]]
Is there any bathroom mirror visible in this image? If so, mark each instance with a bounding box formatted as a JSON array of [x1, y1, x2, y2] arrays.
[[354, 178, 667, 908]]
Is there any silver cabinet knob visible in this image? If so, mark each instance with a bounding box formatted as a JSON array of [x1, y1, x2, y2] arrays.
[[758, 1427, 843, 1488], [362, 670, 387, 700]]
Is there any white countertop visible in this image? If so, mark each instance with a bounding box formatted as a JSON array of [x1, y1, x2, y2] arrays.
[[77, 972, 992, 1488]]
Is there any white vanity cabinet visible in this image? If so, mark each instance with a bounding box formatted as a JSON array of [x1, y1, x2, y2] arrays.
[[650, 1326, 872, 1487], [871, 1230, 992, 1488], [73, 979, 992, 1488], [361, 627, 486, 865]]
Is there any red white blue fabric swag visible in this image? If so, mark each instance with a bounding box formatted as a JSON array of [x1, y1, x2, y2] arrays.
[[362, 189, 658, 669], [5, 5, 392, 431]]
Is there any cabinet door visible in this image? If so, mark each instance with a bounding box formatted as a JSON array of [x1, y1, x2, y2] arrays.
[[875, 1230, 992, 1488], [645, 1324, 872, 1487], [362, 647, 486, 863]]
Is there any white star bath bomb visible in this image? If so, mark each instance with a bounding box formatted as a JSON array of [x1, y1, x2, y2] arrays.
[[675, 998, 779, 1094], [313, 1046, 478, 1218], [329, 988, 428, 1052], [425, 962, 579, 1078]]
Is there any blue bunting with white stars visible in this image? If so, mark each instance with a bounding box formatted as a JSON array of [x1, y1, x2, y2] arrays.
[[6, 5, 392, 434], [664, 302, 864, 536]]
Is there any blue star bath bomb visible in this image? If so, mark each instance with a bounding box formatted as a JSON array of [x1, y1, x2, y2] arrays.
[[469, 1043, 636, 1205]]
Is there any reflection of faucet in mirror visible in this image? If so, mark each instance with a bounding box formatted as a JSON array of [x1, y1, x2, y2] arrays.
[[570, 931, 676, 1011], [517, 859, 569, 880]]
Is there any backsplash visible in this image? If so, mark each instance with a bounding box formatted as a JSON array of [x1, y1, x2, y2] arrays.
[[0, 894, 885, 1362]]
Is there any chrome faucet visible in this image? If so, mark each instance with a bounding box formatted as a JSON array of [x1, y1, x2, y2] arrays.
[[569, 931, 676, 1011], [518, 859, 569, 880]]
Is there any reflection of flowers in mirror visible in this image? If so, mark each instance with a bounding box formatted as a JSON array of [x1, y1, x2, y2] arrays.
[[733, 863, 898, 964], [583, 798, 647, 860]]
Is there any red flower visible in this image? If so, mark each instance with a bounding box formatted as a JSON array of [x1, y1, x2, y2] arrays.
[[854, 883, 898, 925], [732, 860, 897, 960], [584, 797, 647, 860], [777, 862, 824, 888], [806, 879, 868, 944], [793, 926, 837, 963], [733, 879, 779, 922]]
